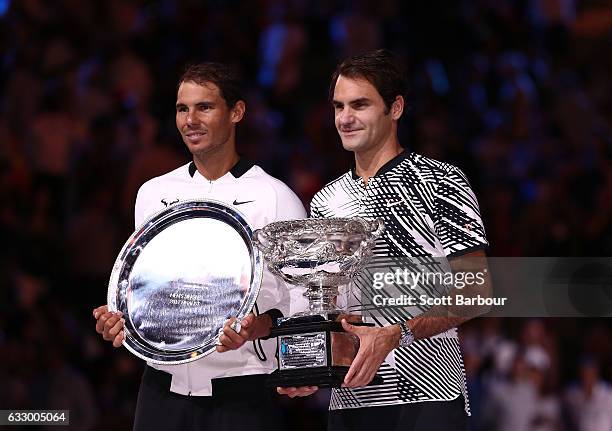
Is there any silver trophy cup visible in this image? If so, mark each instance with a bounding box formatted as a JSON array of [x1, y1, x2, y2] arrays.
[[253, 217, 384, 387]]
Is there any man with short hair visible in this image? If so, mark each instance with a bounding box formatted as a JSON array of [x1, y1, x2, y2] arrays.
[[93, 62, 306, 431], [280, 49, 489, 431]]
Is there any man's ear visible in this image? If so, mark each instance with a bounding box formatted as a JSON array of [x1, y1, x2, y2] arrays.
[[391, 96, 404, 121], [231, 100, 246, 123]]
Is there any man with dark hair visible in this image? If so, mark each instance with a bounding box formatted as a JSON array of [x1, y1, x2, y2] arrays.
[[328, 49, 407, 115], [280, 49, 489, 430], [178, 62, 244, 111], [93, 62, 306, 431]]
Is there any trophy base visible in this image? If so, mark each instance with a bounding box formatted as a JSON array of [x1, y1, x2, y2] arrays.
[[266, 367, 383, 388], [269, 315, 382, 388], [266, 366, 341, 388]]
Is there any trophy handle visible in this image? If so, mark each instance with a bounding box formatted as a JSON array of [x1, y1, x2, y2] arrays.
[[370, 218, 385, 238], [252, 228, 273, 254]]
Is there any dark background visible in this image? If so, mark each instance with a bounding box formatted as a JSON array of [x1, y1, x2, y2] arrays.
[[1, 0, 612, 429]]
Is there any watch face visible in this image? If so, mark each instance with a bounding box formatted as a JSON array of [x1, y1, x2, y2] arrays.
[[107, 199, 263, 364], [399, 324, 414, 347]]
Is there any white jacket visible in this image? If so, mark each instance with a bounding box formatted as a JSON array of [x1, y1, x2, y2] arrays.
[[133, 159, 306, 395]]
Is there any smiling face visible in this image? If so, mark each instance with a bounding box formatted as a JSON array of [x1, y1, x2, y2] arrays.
[[332, 75, 401, 155], [175, 80, 244, 159]]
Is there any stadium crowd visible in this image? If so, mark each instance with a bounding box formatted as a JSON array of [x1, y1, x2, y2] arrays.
[[1, 1, 611, 429]]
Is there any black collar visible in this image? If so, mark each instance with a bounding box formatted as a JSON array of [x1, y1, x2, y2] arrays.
[[350, 149, 409, 180], [188, 157, 254, 179]]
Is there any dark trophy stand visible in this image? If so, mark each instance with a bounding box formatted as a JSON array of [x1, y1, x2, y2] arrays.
[[266, 314, 382, 388]]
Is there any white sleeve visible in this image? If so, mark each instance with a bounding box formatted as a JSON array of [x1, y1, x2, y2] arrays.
[[134, 183, 149, 228], [272, 180, 307, 221]]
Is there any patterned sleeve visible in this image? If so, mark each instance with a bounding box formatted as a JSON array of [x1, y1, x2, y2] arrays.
[[309, 202, 322, 218], [433, 166, 488, 258], [309, 196, 323, 219]]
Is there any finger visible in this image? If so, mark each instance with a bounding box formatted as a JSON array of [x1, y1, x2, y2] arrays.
[[216, 344, 230, 353], [104, 310, 123, 321], [279, 387, 297, 397], [108, 318, 125, 337], [349, 363, 375, 388], [95, 312, 109, 332], [112, 331, 125, 348], [343, 349, 367, 386], [238, 327, 255, 342], [341, 318, 361, 335], [96, 312, 115, 333], [218, 333, 241, 350], [222, 317, 236, 329], [222, 325, 246, 346], [218, 334, 235, 349], [241, 313, 255, 328], [93, 305, 108, 319], [349, 352, 382, 388], [104, 314, 121, 333], [236, 318, 256, 340], [102, 316, 121, 341], [362, 370, 378, 386], [224, 317, 244, 335], [303, 387, 318, 396], [295, 386, 318, 396], [277, 386, 318, 397]]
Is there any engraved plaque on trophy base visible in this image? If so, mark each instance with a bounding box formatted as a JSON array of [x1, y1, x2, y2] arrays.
[[265, 315, 382, 388]]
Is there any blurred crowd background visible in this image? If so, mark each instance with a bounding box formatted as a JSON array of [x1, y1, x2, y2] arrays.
[[1, 0, 612, 429]]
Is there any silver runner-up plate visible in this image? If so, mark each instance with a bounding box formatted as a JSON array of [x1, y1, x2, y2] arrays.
[[107, 199, 263, 365]]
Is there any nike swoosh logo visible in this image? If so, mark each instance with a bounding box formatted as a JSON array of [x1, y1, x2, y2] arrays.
[[385, 199, 404, 207], [233, 199, 255, 205]]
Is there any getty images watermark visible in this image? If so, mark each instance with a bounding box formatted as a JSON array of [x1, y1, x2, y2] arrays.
[[371, 267, 506, 307], [356, 257, 612, 318]]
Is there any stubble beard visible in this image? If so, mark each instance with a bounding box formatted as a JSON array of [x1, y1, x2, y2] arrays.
[[186, 133, 232, 163], [340, 134, 369, 154]]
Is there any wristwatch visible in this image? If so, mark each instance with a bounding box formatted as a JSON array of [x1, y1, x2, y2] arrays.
[[397, 322, 414, 347]]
